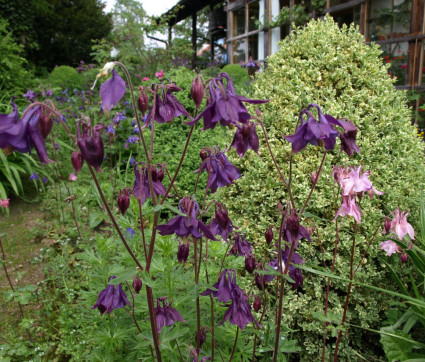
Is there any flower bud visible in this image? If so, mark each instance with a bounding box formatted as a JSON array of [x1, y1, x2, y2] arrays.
[[157, 167, 164, 182], [190, 75, 204, 109], [311, 172, 317, 184], [137, 89, 149, 115], [383, 217, 391, 234], [400, 252, 408, 263], [71, 151, 84, 173], [77, 122, 104, 172], [200, 149, 208, 161], [265, 227, 274, 245], [215, 204, 230, 229], [165, 83, 182, 92], [38, 113, 53, 139], [118, 189, 130, 216], [252, 295, 261, 312], [195, 327, 207, 347], [133, 276, 142, 294], [177, 241, 189, 264], [286, 210, 300, 243], [151, 166, 158, 181], [245, 254, 257, 274]]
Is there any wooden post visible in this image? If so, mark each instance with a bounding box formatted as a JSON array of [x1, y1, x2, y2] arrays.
[[360, 1, 369, 36], [168, 26, 172, 49], [408, 0, 424, 86], [192, 11, 197, 69]]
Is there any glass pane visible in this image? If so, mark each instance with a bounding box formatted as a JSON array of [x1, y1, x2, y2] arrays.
[[232, 39, 246, 64], [232, 7, 245, 36], [248, 1, 260, 32], [248, 34, 258, 60]]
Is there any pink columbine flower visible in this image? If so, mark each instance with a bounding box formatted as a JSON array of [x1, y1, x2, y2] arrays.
[[69, 173, 78, 181], [334, 195, 362, 223], [380, 240, 401, 256], [142, 77, 149, 81], [389, 208, 415, 241], [338, 165, 383, 198], [0, 198, 10, 208], [155, 70, 164, 79]]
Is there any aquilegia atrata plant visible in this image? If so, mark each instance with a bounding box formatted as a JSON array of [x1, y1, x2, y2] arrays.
[[0, 59, 414, 362]]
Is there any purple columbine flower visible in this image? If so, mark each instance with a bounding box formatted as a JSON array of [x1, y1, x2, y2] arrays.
[[201, 269, 238, 302], [158, 196, 216, 240], [23, 89, 38, 102], [0, 98, 52, 164], [76, 119, 105, 172], [229, 232, 252, 257], [209, 203, 235, 241], [42, 177, 49, 184], [231, 121, 260, 158], [282, 209, 312, 249], [133, 163, 167, 205], [196, 147, 241, 194], [245, 254, 257, 274], [100, 68, 126, 113], [187, 72, 268, 130], [106, 124, 115, 134], [155, 297, 186, 332], [91, 276, 131, 314], [144, 83, 190, 125], [132, 276, 142, 294], [284, 104, 359, 155], [126, 135, 139, 144]]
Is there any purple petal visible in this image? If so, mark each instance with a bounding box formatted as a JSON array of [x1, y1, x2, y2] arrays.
[[100, 68, 126, 112]]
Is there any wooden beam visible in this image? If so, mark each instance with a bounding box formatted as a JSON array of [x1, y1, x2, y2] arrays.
[[407, 0, 424, 86], [323, 0, 366, 14], [368, 33, 425, 45]]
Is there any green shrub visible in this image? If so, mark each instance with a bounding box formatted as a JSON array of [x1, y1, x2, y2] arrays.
[[48, 65, 84, 89], [221, 64, 250, 94], [218, 15, 425, 360], [0, 19, 33, 103]]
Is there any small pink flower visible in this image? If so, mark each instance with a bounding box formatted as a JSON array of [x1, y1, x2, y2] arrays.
[[142, 77, 150, 81], [0, 198, 10, 208], [334, 195, 362, 223], [135, 74, 140, 78], [69, 173, 78, 181], [380, 240, 401, 256], [390, 208, 415, 241], [155, 70, 164, 79]]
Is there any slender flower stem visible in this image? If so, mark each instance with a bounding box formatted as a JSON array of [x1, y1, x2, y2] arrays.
[[258, 119, 288, 186], [334, 221, 357, 361], [205, 267, 215, 361], [164, 166, 180, 200], [139, 202, 148, 264], [273, 213, 287, 361], [252, 287, 269, 360], [194, 238, 201, 350], [161, 126, 195, 204], [321, 218, 342, 362], [219, 245, 231, 275], [175, 340, 184, 361], [287, 155, 296, 210], [300, 151, 327, 215], [229, 327, 239, 361]]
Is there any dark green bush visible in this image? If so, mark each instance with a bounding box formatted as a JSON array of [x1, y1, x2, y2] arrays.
[[48, 66, 85, 90], [218, 15, 425, 360], [221, 64, 250, 94]]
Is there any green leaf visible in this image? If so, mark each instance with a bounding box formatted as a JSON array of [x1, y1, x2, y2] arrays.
[[108, 267, 137, 285], [89, 211, 104, 228], [380, 326, 416, 362]]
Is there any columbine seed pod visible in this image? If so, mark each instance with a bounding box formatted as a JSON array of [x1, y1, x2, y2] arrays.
[[177, 241, 189, 264], [71, 150, 84, 173], [253, 295, 261, 312], [190, 75, 204, 109]]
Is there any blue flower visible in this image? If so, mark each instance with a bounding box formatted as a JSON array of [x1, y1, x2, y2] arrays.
[[29, 172, 39, 180], [126, 227, 135, 238]]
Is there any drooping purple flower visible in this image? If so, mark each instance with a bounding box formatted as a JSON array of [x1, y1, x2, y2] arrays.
[[177, 241, 190, 263], [155, 297, 186, 332], [144, 83, 190, 125], [76, 119, 105, 172], [137, 87, 149, 115], [158, 196, 216, 240], [133, 163, 167, 205], [196, 147, 241, 194], [127, 135, 139, 144], [71, 150, 84, 173], [209, 203, 235, 241], [23, 89, 38, 102], [190, 75, 204, 109], [212, 271, 261, 330], [187, 72, 269, 130], [106, 124, 115, 134], [252, 295, 261, 312], [195, 327, 207, 347], [230, 121, 259, 158], [0, 98, 52, 164], [201, 269, 238, 303], [285, 104, 360, 156], [100, 68, 126, 113], [42, 177, 49, 184], [91, 276, 131, 314], [229, 232, 252, 257]]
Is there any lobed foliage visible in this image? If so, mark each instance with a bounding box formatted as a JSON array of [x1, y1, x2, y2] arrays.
[[219, 15, 425, 360]]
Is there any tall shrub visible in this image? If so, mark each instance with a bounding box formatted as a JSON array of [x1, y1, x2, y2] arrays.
[[219, 15, 424, 360]]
